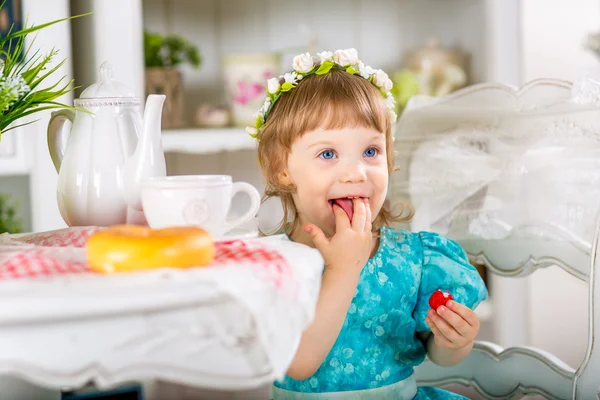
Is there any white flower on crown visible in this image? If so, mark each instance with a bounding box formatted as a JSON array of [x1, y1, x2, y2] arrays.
[[373, 69, 393, 92], [248, 48, 400, 138], [382, 78, 393, 93], [317, 51, 334, 63], [358, 62, 375, 80], [385, 92, 396, 110], [283, 71, 298, 84], [334, 48, 359, 67], [267, 77, 280, 95], [293, 52, 315, 73], [373, 69, 389, 87], [260, 97, 271, 115]]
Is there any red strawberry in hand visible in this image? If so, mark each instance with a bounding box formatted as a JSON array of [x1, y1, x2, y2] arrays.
[[429, 289, 454, 310]]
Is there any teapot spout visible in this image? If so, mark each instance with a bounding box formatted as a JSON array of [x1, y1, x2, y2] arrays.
[[123, 94, 167, 213], [143, 94, 167, 139]]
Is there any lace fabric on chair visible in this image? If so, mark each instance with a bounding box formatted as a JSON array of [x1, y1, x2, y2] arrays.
[[403, 72, 600, 400], [391, 73, 600, 251]]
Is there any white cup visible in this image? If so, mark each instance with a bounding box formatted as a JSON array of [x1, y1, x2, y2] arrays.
[[140, 175, 261, 237]]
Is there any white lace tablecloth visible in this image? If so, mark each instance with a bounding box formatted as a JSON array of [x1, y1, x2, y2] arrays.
[[0, 228, 323, 399]]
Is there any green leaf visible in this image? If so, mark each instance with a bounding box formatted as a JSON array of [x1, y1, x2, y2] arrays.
[[1, 118, 39, 133], [12, 46, 41, 77], [263, 93, 282, 121], [346, 66, 357, 75], [0, 6, 90, 132], [21, 53, 53, 86], [1, 12, 92, 44], [29, 57, 66, 90], [255, 114, 264, 129], [281, 82, 295, 92], [1, 104, 71, 132], [315, 61, 333, 75]]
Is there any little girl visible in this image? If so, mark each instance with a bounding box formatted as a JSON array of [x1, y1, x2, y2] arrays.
[[248, 49, 488, 399]]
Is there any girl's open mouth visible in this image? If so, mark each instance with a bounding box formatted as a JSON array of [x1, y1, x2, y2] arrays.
[[328, 197, 366, 221]]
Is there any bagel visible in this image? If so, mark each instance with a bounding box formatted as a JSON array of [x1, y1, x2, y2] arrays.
[[86, 225, 215, 273]]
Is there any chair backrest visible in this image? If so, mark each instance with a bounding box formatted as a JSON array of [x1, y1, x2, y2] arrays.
[[391, 79, 600, 399]]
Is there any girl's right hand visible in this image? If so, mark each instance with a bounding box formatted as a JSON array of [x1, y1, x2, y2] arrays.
[[304, 198, 373, 274], [288, 198, 373, 379]]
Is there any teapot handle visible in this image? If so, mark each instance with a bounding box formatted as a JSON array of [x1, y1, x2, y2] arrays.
[[47, 109, 75, 173]]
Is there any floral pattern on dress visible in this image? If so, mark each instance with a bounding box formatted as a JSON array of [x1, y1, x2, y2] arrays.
[[273, 227, 488, 398]]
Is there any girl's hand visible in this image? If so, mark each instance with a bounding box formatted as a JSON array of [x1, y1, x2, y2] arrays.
[[304, 198, 372, 274], [286, 199, 373, 379], [426, 300, 480, 349]]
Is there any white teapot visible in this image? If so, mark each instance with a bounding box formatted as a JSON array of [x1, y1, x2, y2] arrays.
[[47, 62, 167, 226]]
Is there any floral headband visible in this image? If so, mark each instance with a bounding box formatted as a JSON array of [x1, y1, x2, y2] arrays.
[[246, 48, 397, 139]]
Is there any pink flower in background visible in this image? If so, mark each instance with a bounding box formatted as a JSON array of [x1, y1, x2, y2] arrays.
[[234, 80, 264, 105]]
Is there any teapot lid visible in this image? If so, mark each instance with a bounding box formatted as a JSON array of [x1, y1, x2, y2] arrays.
[[79, 61, 138, 99]]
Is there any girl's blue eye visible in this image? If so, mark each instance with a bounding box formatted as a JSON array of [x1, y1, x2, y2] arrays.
[[364, 147, 378, 158], [320, 150, 336, 160]]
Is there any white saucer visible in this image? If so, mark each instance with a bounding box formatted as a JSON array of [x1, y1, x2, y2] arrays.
[[214, 228, 259, 241]]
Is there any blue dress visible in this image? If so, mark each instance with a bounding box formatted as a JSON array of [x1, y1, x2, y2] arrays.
[[272, 227, 488, 399]]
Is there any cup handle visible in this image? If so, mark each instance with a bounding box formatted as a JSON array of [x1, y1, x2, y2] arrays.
[[223, 182, 261, 235]]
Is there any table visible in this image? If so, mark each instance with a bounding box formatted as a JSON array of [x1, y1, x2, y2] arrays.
[[0, 231, 323, 400]]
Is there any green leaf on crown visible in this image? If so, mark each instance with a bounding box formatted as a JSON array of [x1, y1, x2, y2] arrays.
[[346, 66, 358, 75], [281, 82, 295, 92], [255, 114, 264, 129], [315, 61, 334, 75]]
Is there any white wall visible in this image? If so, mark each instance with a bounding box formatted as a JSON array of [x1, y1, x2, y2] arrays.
[[521, 0, 600, 83], [71, 0, 145, 100], [520, 0, 600, 369]]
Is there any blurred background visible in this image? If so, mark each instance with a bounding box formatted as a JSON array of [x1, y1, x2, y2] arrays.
[[1, 0, 600, 385]]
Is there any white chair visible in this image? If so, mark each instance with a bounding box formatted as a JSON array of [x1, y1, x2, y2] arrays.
[[391, 77, 600, 399], [413, 227, 599, 399]]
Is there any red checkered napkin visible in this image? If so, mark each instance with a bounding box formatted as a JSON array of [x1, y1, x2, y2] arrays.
[[17, 226, 101, 247], [213, 239, 289, 288], [0, 246, 89, 280], [0, 228, 290, 287]]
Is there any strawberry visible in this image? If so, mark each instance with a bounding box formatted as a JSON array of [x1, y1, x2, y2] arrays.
[[429, 289, 453, 310]]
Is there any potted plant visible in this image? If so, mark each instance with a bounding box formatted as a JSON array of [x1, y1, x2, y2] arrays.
[[143, 30, 202, 129], [0, 1, 89, 139], [0, 193, 22, 234]]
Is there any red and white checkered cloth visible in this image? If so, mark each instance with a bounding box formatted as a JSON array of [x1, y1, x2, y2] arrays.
[[0, 227, 290, 287], [17, 226, 100, 248]]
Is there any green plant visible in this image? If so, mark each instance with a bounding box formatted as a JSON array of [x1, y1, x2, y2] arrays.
[[144, 30, 202, 69], [0, 1, 90, 139], [0, 193, 22, 234]]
